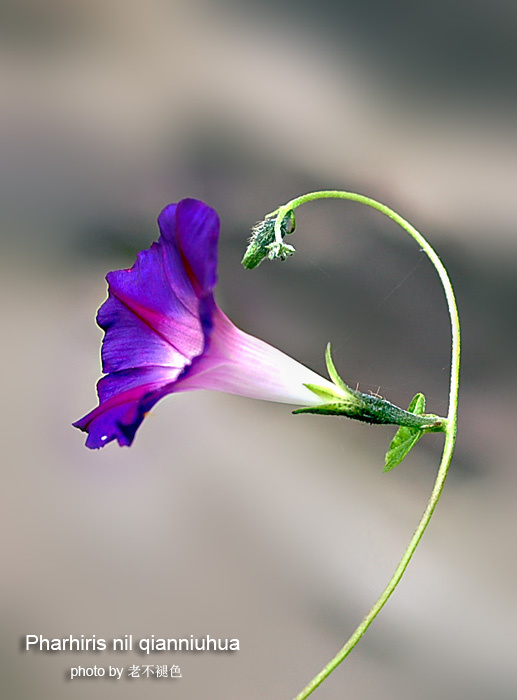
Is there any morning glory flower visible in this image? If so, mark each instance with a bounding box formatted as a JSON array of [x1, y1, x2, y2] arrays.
[[73, 199, 342, 449]]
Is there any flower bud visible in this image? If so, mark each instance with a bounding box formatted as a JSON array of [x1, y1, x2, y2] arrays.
[[241, 211, 295, 269]]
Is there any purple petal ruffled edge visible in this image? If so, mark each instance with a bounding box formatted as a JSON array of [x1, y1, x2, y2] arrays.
[[73, 199, 219, 448]]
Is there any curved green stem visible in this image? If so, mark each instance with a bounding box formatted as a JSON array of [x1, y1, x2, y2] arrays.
[[275, 192, 461, 700]]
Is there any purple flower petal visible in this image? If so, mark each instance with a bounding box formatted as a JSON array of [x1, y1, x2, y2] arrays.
[[74, 368, 177, 448], [74, 199, 219, 448]]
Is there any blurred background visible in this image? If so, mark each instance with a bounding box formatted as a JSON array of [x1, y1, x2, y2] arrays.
[[1, 1, 516, 698]]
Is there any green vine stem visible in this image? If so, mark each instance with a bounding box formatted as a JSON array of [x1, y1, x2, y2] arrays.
[[272, 192, 461, 700]]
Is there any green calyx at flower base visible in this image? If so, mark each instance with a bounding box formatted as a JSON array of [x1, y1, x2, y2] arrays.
[[297, 344, 446, 471]]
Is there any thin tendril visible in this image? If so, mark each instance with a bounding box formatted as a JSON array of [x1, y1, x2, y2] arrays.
[[272, 192, 461, 700]]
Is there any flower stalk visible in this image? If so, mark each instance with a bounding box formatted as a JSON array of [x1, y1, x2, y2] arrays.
[[244, 190, 460, 699]]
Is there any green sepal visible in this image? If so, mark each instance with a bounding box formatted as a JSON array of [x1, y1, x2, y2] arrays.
[[304, 383, 348, 402], [293, 401, 360, 417], [324, 343, 352, 395], [384, 393, 426, 472]]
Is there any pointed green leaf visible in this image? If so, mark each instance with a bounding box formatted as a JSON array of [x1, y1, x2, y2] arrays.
[[383, 393, 426, 472], [407, 392, 426, 415], [384, 427, 423, 472]]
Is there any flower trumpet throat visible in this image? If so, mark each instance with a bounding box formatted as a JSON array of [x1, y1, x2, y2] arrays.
[[294, 344, 446, 432]]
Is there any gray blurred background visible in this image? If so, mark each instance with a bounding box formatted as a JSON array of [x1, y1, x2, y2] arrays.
[[1, 1, 516, 698]]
